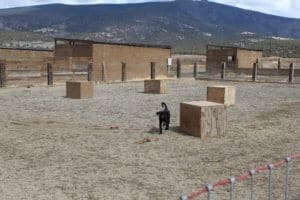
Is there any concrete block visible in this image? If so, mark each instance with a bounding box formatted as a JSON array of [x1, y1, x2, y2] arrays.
[[144, 79, 166, 94], [66, 81, 93, 99], [180, 101, 227, 138], [207, 85, 235, 106]]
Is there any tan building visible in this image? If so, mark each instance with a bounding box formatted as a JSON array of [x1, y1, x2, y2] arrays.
[[206, 45, 263, 73], [54, 38, 172, 82]]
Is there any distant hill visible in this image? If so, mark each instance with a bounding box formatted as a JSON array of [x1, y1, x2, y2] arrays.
[[0, 0, 300, 57]]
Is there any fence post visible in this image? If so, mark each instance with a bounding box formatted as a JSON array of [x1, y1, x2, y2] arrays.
[[177, 59, 181, 78], [252, 62, 258, 82], [289, 63, 294, 83], [88, 62, 93, 81], [278, 58, 281, 69], [47, 63, 53, 86], [0, 62, 7, 88], [268, 164, 273, 200], [221, 62, 226, 80], [229, 177, 235, 200], [122, 62, 126, 82], [249, 169, 255, 200], [194, 62, 197, 78], [284, 157, 291, 200], [207, 184, 213, 200], [180, 194, 188, 200], [151, 62, 155, 80]]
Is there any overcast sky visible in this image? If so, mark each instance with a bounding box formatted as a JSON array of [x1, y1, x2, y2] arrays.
[[0, 0, 299, 18]]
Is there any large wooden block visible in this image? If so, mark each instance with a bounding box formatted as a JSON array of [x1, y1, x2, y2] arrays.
[[207, 85, 235, 106], [180, 101, 227, 138], [144, 80, 166, 94], [66, 81, 94, 99]]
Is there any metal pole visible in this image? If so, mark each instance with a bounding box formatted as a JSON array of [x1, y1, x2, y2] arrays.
[[284, 157, 291, 200], [229, 177, 235, 200], [249, 169, 255, 200], [181, 194, 188, 200], [268, 164, 273, 200], [207, 184, 213, 200]]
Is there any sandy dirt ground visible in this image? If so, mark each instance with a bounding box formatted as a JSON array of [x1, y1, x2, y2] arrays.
[[0, 79, 299, 200]]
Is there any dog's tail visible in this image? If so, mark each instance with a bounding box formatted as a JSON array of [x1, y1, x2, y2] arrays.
[[161, 102, 168, 110]]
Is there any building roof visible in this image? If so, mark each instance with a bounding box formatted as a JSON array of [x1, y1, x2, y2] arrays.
[[0, 47, 53, 52], [54, 38, 172, 49], [207, 44, 262, 52]]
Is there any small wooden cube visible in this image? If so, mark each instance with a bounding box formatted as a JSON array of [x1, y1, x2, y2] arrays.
[[180, 101, 227, 138], [66, 81, 93, 99], [144, 80, 166, 94], [207, 85, 235, 106]]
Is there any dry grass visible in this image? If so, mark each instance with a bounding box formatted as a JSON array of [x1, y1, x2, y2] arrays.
[[0, 79, 299, 200]]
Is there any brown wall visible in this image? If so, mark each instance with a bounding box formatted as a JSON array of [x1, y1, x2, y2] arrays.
[[55, 43, 93, 58], [0, 48, 52, 61], [206, 48, 237, 72], [0, 48, 53, 86], [237, 49, 263, 69], [92, 44, 171, 82]]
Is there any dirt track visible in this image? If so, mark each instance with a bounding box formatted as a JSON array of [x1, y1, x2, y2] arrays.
[[0, 79, 299, 200]]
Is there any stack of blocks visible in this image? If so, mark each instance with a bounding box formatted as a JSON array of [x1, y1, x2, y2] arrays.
[[144, 80, 167, 94], [180, 85, 236, 138], [66, 81, 94, 99]]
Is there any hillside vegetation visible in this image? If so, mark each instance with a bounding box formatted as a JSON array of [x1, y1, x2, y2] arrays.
[[0, 0, 299, 57]]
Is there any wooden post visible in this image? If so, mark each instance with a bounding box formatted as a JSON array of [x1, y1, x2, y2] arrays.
[[0, 62, 7, 88], [221, 62, 226, 80], [150, 62, 155, 80], [88, 62, 93, 81], [252, 62, 258, 82], [193, 62, 197, 78], [102, 61, 107, 82], [122, 62, 126, 82], [177, 59, 181, 78], [47, 63, 53, 86], [278, 58, 281, 69], [289, 63, 294, 83]]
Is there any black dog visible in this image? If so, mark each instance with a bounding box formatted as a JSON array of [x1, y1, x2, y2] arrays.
[[156, 102, 170, 134]]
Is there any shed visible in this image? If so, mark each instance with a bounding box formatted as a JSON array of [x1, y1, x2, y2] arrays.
[[206, 45, 263, 73]]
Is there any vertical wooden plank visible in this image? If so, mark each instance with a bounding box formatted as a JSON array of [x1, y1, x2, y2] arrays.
[[193, 62, 197, 78], [278, 58, 281, 69], [0, 62, 7, 88], [289, 63, 294, 83], [177, 59, 181, 78], [47, 63, 53, 86], [221, 62, 226, 80], [150, 62, 155, 80], [252, 62, 258, 82], [88, 62, 93, 81], [122, 62, 126, 82]]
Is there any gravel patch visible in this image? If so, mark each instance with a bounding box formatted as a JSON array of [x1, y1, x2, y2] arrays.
[[0, 79, 299, 200]]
